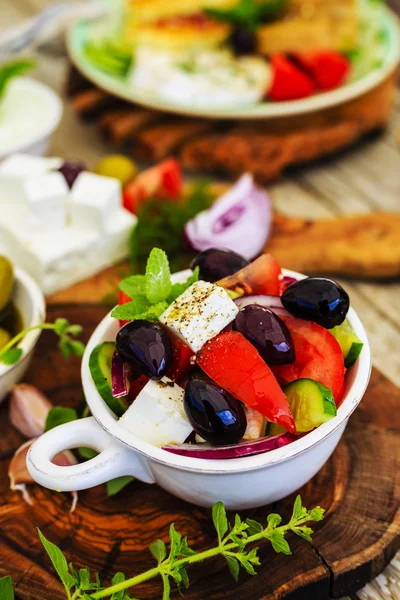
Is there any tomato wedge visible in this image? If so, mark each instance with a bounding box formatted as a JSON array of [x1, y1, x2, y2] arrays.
[[118, 290, 131, 328], [166, 333, 194, 383], [123, 158, 182, 214], [217, 254, 284, 296], [271, 317, 345, 405], [197, 330, 296, 433]]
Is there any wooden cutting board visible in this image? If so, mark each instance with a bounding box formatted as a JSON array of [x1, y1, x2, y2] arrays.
[[0, 272, 399, 600]]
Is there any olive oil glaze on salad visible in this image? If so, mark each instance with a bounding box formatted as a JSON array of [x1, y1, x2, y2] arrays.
[[89, 247, 363, 459]]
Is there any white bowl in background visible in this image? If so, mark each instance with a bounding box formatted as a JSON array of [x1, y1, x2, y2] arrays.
[[27, 269, 372, 510], [0, 267, 46, 403], [0, 77, 63, 160]]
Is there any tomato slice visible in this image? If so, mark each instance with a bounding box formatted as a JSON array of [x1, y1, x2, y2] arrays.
[[197, 330, 296, 433], [166, 333, 194, 383], [271, 317, 345, 405], [217, 254, 284, 296], [123, 158, 182, 214], [118, 290, 131, 328]]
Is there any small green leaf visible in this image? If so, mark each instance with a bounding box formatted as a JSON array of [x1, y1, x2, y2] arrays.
[[111, 572, 126, 600], [167, 268, 199, 303], [58, 341, 71, 360], [179, 536, 196, 557], [38, 530, 76, 593], [67, 340, 86, 357], [0, 347, 23, 365], [66, 324, 83, 337], [119, 275, 147, 298], [212, 501, 228, 541], [106, 476, 134, 497], [145, 248, 171, 303], [225, 555, 240, 581], [267, 513, 282, 529], [54, 318, 70, 335], [246, 518, 263, 535], [111, 295, 150, 320], [180, 567, 189, 590], [150, 539, 167, 564], [0, 576, 14, 600], [293, 527, 313, 542], [269, 531, 292, 555], [309, 507, 325, 522], [292, 495, 307, 521], [45, 407, 78, 432], [168, 524, 182, 561], [79, 567, 91, 590]]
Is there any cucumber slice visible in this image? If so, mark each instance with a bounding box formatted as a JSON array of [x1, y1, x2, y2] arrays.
[[330, 319, 364, 368], [284, 378, 337, 433], [89, 342, 127, 417]]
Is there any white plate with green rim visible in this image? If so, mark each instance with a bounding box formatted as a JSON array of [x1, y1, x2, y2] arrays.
[[67, 4, 400, 120]]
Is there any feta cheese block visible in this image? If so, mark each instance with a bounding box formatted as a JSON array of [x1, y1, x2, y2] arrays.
[[22, 172, 68, 230], [70, 172, 121, 234], [0, 154, 62, 203], [119, 378, 192, 446], [160, 280, 239, 352]]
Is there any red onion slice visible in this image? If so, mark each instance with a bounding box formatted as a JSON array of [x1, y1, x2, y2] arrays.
[[111, 352, 130, 398], [162, 432, 297, 459], [234, 294, 291, 319], [284, 276, 298, 289], [184, 174, 271, 261]]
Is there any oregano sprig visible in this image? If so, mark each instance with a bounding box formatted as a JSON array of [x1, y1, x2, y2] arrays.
[[37, 495, 324, 600], [0, 318, 85, 366]]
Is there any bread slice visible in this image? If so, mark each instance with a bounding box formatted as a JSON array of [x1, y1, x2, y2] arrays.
[[258, 0, 359, 54]]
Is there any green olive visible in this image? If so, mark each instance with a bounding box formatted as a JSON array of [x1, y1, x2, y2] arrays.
[[0, 328, 11, 351], [0, 256, 14, 312]]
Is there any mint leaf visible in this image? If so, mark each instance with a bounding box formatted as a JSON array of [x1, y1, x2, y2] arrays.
[[0, 348, 23, 365], [106, 476, 134, 497], [167, 267, 199, 303], [212, 501, 228, 541], [150, 539, 167, 564], [45, 407, 78, 432], [38, 530, 76, 593], [0, 576, 14, 600], [119, 275, 146, 298], [145, 248, 171, 303], [111, 295, 150, 320], [225, 555, 240, 581]]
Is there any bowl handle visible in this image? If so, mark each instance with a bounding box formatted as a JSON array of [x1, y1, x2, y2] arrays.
[[27, 417, 155, 491]]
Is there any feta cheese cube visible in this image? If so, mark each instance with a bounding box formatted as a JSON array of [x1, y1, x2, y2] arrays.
[[0, 154, 62, 203], [70, 172, 121, 234], [22, 172, 68, 230], [160, 280, 239, 352], [119, 378, 192, 446]]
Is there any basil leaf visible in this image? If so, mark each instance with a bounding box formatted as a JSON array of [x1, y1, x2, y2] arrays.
[[225, 555, 240, 581], [45, 407, 78, 432], [269, 531, 291, 555], [38, 530, 77, 593], [145, 248, 171, 303], [106, 476, 134, 497]]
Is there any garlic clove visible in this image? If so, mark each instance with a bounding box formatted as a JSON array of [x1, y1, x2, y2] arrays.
[[9, 384, 53, 438], [8, 439, 79, 512]]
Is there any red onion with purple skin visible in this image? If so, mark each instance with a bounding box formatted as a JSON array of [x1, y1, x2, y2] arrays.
[[162, 432, 297, 459], [184, 174, 272, 261], [111, 352, 130, 398]]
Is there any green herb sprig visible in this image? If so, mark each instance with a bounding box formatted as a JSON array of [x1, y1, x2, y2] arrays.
[[206, 0, 288, 30], [112, 248, 199, 323], [0, 318, 85, 366], [22, 495, 324, 600]]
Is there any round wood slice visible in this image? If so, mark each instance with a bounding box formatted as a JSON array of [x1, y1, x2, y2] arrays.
[[0, 298, 399, 600]]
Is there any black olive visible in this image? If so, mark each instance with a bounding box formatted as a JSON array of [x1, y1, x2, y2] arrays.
[[190, 248, 249, 283]]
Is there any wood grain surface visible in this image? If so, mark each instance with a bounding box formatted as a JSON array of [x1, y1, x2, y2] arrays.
[[0, 297, 399, 600]]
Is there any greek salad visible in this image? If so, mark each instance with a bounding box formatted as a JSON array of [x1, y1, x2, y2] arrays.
[[89, 245, 363, 459]]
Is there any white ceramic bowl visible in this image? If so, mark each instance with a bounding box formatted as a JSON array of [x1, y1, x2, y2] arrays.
[[0, 267, 46, 403], [27, 269, 371, 509], [0, 78, 63, 160]]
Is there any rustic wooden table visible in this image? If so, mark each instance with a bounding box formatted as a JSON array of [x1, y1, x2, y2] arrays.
[[1, 1, 399, 599]]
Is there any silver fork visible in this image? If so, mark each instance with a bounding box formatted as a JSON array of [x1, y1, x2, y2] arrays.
[[0, 1, 100, 62]]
